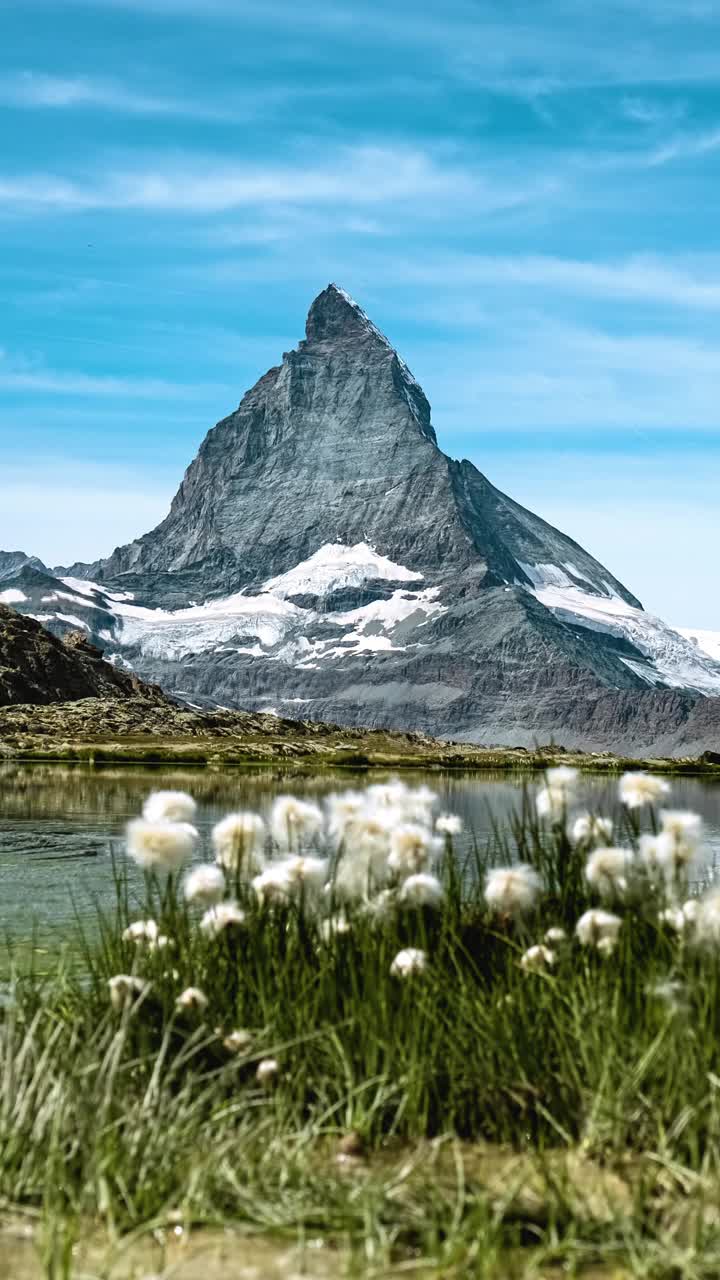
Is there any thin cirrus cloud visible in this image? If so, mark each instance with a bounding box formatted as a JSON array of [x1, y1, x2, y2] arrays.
[[0, 350, 230, 400], [0, 147, 546, 215], [393, 252, 720, 310], [0, 71, 198, 116]]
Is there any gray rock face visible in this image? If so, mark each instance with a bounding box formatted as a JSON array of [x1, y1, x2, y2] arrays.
[[6, 284, 720, 751]]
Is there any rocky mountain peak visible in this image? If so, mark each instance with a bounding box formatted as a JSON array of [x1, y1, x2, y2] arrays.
[[304, 283, 382, 347]]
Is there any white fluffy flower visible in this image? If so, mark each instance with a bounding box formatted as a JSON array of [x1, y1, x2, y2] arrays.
[[212, 812, 266, 874], [619, 772, 670, 810], [122, 919, 159, 946], [256, 1057, 280, 1086], [544, 926, 567, 945], [142, 790, 197, 824], [570, 814, 614, 845], [175, 986, 207, 1013], [223, 1029, 252, 1053], [659, 902, 698, 936], [326, 791, 367, 844], [398, 872, 444, 909], [660, 809, 703, 854], [319, 914, 351, 940], [436, 813, 463, 835], [692, 889, 720, 947], [126, 819, 197, 874], [536, 787, 566, 820], [485, 865, 542, 918], [359, 889, 397, 924], [184, 864, 226, 906], [520, 945, 556, 972], [270, 796, 324, 849], [537, 768, 578, 820], [388, 824, 439, 878], [397, 784, 438, 826], [200, 900, 246, 937], [251, 864, 294, 904], [585, 846, 636, 900], [575, 909, 622, 951], [108, 975, 148, 1011], [390, 947, 427, 978]]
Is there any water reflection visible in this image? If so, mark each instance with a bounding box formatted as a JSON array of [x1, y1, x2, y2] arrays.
[[1, 763, 719, 944]]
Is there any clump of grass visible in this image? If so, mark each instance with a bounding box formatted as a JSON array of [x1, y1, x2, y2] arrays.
[[3, 769, 720, 1275]]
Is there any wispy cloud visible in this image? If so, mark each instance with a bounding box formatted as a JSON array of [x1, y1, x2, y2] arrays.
[[0, 71, 204, 116], [0, 349, 230, 399], [648, 125, 720, 165], [392, 252, 720, 310], [0, 146, 552, 215]]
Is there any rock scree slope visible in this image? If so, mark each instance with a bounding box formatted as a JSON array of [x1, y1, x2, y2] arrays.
[[4, 284, 720, 752]]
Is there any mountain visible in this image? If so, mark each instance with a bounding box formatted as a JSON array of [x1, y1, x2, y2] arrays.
[[0, 603, 164, 707], [4, 284, 720, 750]]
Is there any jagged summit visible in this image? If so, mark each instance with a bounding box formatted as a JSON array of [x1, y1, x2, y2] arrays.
[[9, 282, 720, 750], [304, 283, 378, 346]]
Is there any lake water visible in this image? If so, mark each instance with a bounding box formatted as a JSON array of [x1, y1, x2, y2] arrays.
[[1, 763, 719, 946]]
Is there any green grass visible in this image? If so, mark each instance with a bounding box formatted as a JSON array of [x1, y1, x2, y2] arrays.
[[4, 786, 720, 1276]]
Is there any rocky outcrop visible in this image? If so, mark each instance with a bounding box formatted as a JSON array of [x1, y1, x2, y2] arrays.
[[5, 285, 720, 751], [0, 604, 164, 707]]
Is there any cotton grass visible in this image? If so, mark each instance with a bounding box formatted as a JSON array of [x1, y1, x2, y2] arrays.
[[126, 818, 197, 874]]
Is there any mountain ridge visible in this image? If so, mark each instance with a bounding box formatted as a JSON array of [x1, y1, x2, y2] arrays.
[[3, 283, 719, 751]]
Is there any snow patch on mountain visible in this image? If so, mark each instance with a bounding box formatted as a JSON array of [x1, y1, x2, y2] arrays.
[[678, 628, 720, 664], [0, 589, 27, 604], [261, 541, 422, 597], [532, 582, 720, 695], [40, 545, 443, 665]]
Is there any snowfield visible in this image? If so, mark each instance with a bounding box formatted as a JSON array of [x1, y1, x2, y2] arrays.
[[530, 572, 720, 695], [50, 543, 445, 665]]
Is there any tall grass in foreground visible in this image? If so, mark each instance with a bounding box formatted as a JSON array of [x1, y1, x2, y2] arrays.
[[4, 770, 720, 1275]]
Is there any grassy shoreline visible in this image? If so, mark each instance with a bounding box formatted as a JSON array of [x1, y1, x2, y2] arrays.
[[4, 773, 720, 1275], [3, 739, 720, 776]]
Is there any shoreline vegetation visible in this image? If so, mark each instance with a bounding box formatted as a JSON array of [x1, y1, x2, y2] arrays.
[[0, 695, 719, 774], [4, 771, 720, 1276]]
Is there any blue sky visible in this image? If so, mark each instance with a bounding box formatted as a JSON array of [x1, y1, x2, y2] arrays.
[[1, 0, 719, 627]]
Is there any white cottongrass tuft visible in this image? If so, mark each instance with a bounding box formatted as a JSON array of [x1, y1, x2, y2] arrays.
[[122, 919, 159, 946], [200, 900, 246, 937], [212, 812, 266, 874], [359, 889, 397, 925], [436, 813, 463, 835], [319, 914, 351, 941], [544, 926, 567, 945], [619, 772, 670, 810], [485, 865, 543, 918], [398, 872, 444, 909], [660, 899, 699, 935], [692, 889, 720, 948], [223, 1029, 252, 1053], [520, 945, 556, 973], [575, 909, 622, 952], [570, 814, 614, 845], [390, 947, 427, 979], [256, 1057, 280, 1086], [142, 790, 197, 824], [326, 790, 367, 844], [270, 796, 324, 849], [660, 809, 703, 848], [585, 846, 636, 900], [184, 864, 226, 906], [175, 986, 208, 1013], [108, 975, 148, 1011], [126, 818, 197, 874], [254, 855, 329, 903], [536, 768, 579, 821], [388, 824, 440, 878]]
